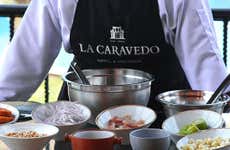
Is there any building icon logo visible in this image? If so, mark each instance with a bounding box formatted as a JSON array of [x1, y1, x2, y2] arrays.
[[110, 26, 125, 40]]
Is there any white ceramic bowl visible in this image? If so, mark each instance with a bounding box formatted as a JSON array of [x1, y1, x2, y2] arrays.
[[162, 109, 224, 144], [0, 122, 59, 150], [176, 128, 230, 150], [95, 105, 157, 145], [32, 101, 91, 141], [0, 103, 19, 125]]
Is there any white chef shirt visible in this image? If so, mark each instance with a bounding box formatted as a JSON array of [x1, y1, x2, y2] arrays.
[[0, 0, 228, 100]]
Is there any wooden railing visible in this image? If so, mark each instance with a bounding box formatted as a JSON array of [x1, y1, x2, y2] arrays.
[[0, 4, 230, 102], [212, 9, 230, 65]]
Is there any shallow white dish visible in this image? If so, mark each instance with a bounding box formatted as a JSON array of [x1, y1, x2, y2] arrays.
[[0, 103, 19, 125], [95, 105, 157, 145], [176, 128, 230, 150], [162, 109, 224, 144], [0, 122, 59, 150]]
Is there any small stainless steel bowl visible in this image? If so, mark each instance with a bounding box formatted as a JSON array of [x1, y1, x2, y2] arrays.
[[156, 90, 230, 117], [63, 68, 154, 124]]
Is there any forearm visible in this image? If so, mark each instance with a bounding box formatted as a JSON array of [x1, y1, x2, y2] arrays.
[[173, 0, 228, 91]]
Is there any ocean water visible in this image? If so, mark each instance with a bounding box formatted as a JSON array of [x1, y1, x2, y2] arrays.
[[0, 1, 230, 74]]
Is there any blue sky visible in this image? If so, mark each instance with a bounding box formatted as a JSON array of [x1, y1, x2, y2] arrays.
[[209, 0, 230, 8]]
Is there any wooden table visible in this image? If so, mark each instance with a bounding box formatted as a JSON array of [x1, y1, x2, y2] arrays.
[[1, 101, 229, 150]]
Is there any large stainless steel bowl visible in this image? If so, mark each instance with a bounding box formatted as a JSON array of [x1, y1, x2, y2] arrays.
[[63, 68, 154, 124], [156, 90, 230, 117]]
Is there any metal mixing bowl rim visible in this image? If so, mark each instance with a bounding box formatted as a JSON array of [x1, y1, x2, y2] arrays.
[[62, 70, 155, 88], [156, 89, 230, 106], [70, 129, 117, 139], [158, 100, 227, 107]]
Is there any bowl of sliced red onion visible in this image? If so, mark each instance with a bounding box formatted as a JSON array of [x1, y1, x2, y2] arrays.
[[32, 101, 91, 141]]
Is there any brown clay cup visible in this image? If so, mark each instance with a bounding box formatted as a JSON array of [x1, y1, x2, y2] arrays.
[[65, 130, 122, 150]]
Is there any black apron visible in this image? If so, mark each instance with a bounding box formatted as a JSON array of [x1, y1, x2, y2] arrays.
[[58, 0, 190, 127]]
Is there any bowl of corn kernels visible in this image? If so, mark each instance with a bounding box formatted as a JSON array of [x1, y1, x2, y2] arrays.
[[176, 128, 230, 150]]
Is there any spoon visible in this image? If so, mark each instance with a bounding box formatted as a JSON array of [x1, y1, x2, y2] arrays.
[[206, 74, 230, 104], [70, 60, 90, 85]]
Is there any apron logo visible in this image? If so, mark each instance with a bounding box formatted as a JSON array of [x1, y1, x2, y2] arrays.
[[110, 26, 125, 40]]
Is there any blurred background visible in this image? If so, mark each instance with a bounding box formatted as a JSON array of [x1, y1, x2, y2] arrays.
[[0, 0, 229, 103]]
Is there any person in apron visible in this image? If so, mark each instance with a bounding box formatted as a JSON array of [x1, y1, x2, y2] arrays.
[[0, 0, 228, 127], [58, 0, 190, 127], [0, 0, 228, 149]]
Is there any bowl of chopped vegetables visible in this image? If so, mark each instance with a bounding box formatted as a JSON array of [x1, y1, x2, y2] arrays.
[[32, 101, 91, 141], [95, 105, 157, 145], [0, 103, 19, 125], [162, 109, 224, 144]]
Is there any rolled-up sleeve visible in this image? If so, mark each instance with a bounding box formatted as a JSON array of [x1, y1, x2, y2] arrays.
[[0, 0, 62, 100], [159, 0, 228, 91]]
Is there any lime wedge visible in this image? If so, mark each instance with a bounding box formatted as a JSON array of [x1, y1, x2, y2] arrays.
[[186, 124, 200, 134], [192, 118, 208, 130], [179, 125, 190, 135]]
